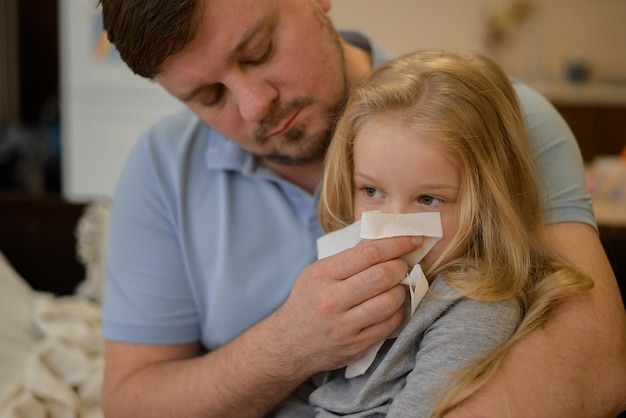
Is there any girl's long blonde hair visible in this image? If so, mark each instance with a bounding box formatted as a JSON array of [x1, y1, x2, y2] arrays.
[[319, 50, 593, 417]]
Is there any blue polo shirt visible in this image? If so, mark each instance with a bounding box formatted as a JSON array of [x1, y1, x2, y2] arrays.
[[102, 36, 595, 349], [102, 108, 327, 348]]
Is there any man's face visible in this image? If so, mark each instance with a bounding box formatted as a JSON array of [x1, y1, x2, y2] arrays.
[[155, 0, 348, 166]]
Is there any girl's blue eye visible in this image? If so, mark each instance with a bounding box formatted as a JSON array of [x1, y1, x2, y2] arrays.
[[364, 187, 378, 197], [419, 195, 442, 206]]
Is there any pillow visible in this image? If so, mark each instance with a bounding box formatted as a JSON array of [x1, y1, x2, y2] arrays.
[[0, 251, 41, 393], [75, 199, 111, 304]]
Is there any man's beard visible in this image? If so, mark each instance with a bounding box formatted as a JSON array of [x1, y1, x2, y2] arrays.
[[261, 121, 332, 166], [255, 98, 344, 166], [254, 7, 348, 166]]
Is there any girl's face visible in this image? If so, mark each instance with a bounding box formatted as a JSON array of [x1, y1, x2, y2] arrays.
[[352, 113, 463, 272]]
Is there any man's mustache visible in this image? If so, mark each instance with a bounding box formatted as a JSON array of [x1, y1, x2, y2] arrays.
[[255, 97, 314, 142]]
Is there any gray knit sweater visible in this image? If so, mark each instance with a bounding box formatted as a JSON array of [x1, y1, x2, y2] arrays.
[[272, 277, 522, 418]]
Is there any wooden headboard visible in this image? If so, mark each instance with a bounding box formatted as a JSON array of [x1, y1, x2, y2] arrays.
[[0, 192, 88, 295]]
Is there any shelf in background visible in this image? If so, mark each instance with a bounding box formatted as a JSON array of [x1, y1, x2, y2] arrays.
[[526, 80, 626, 107]]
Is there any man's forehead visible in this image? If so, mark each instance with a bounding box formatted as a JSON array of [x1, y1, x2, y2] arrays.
[[199, 0, 275, 52], [158, 0, 273, 78], [201, 0, 272, 27], [155, 0, 278, 97]]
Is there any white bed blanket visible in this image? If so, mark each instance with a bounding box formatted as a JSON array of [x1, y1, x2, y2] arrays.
[[0, 292, 103, 418]]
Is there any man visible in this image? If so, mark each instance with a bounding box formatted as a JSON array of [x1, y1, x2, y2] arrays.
[[99, 0, 626, 417]]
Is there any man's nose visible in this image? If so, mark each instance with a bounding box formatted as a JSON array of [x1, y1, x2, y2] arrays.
[[229, 73, 278, 122]]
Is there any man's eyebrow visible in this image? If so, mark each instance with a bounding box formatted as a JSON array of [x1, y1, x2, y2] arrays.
[[229, 17, 268, 62], [177, 17, 268, 103]]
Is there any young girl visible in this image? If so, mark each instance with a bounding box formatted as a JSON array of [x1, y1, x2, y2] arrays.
[[310, 50, 594, 417]]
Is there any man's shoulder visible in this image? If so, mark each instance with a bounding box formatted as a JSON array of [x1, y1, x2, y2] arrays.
[[509, 77, 555, 114], [339, 29, 394, 69]]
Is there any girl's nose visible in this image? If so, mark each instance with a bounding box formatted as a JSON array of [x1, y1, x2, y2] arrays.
[[385, 201, 413, 215]]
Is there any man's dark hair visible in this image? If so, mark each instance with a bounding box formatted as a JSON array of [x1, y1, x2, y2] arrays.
[[98, 0, 201, 78]]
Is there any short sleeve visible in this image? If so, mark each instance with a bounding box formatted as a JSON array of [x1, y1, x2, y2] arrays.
[[513, 80, 596, 231]]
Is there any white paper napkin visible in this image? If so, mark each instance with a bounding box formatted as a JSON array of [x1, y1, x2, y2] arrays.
[[316, 211, 443, 377]]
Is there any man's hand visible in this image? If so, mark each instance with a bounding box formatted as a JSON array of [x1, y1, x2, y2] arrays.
[[270, 235, 423, 376]]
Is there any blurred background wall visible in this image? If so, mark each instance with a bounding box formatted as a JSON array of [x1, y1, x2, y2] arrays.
[[329, 0, 626, 84]]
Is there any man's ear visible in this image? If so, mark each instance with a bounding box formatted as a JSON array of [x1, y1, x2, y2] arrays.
[[315, 0, 331, 13]]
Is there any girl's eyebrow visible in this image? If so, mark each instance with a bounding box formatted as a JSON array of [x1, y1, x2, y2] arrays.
[[422, 184, 459, 191], [353, 172, 376, 181]]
